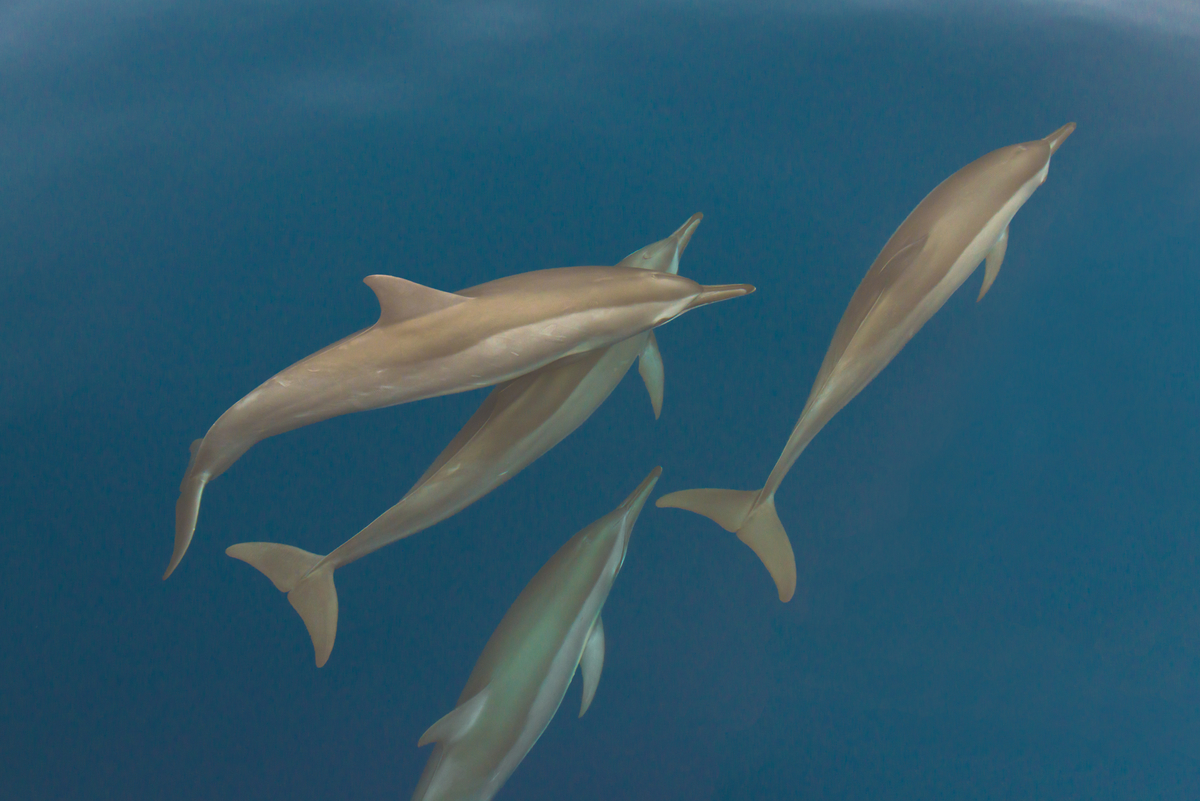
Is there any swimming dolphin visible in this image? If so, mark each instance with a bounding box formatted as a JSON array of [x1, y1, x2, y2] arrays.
[[657, 123, 1076, 602], [225, 215, 702, 667], [169, 258, 751, 578], [409, 467, 660, 801]]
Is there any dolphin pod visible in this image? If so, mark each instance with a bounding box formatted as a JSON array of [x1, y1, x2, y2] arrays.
[[656, 123, 1075, 602], [174, 124, 1075, 798], [225, 214, 703, 667], [168, 251, 751, 578], [410, 468, 660, 801]]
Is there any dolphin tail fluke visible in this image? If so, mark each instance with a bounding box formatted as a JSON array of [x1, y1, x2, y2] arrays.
[[165, 439, 208, 580], [736, 496, 796, 603], [226, 543, 339, 668], [656, 488, 796, 602]]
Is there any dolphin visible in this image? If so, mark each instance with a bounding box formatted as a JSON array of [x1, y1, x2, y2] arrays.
[[225, 214, 702, 667], [169, 256, 751, 578], [409, 467, 660, 801], [657, 123, 1076, 602]]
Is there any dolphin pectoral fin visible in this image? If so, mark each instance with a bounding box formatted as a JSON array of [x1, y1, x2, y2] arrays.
[[418, 685, 491, 747], [688, 284, 755, 310], [363, 275, 470, 326], [578, 615, 606, 718], [657, 488, 795, 602], [226, 543, 338, 667], [977, 225, 1009, 302], [736, 497, 796, 603], [637, 333, 665, 419]]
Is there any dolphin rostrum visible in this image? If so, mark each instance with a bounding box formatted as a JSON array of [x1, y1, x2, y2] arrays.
[[657, 123, 1076, 602], [225, 215, 702, 667], [169, 256, 751, 578], [409, 467, 660, 801]]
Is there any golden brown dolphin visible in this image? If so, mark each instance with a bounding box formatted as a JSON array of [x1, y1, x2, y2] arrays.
[[225, 215, 701, 666], [657, 124, 1076, 602], [169, 256, 751, 578]]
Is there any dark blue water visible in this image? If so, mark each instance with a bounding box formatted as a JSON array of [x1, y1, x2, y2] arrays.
[[3, 2, 1199, 798]]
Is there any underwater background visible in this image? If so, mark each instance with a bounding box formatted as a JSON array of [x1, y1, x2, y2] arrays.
[[3, 1, 1199, 798]]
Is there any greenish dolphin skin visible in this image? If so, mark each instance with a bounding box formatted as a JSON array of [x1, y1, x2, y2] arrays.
[[225, 215, 702, 667], [169, 241, 751, 579], [657, 123, 1076, 602], [409, 467, 661, 801]]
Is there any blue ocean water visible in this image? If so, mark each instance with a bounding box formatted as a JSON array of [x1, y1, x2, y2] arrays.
[[2, 1, 1199, 798]]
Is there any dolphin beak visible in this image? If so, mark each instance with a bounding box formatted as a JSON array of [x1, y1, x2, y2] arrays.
[[673, 213, 704, 256], [688, 284, 756, 310], [618, 466, 663, 521], [1043, 122, 1076, 155]]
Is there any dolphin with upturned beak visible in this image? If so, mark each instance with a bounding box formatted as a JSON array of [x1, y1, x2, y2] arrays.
[[409, 467, 660, 801], [169, 248, 751, 578], [226, 215, 702, 667], [657, 123, 1076, 602]]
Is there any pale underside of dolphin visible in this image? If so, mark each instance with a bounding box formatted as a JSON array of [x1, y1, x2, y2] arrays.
[[225, 214, 702, 667], [657, 123, 1076, 602], [169, 246, 750, 578], [409, 467, 660, 801]]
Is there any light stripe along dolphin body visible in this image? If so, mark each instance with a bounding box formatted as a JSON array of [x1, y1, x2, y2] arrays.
[[169, 250, 751, 578], [657, 123, 1076, 602], [409, 467, 660, 801], [225, 214, 702, 667]]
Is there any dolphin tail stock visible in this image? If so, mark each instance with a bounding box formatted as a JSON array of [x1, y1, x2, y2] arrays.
[[165, 439, 207, 580], [225, 542, 339, 668], [656, 487, 796, 602]]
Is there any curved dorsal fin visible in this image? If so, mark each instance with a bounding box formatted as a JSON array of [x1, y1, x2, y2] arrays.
[[417, 684, 490, 747], [363, 275, 469, 326]]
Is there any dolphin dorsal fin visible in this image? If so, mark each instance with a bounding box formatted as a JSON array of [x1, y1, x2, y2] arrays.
[[363, 275, 469, 326], [185, 439, 203, 472], [578, 616, 606, 717], [876, 235, 927, 278], [418, 684, 490, 747]]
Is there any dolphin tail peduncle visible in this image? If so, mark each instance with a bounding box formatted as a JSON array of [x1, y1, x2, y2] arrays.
[[226, 542, 339, 668], [656, 488, 795, 602]]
